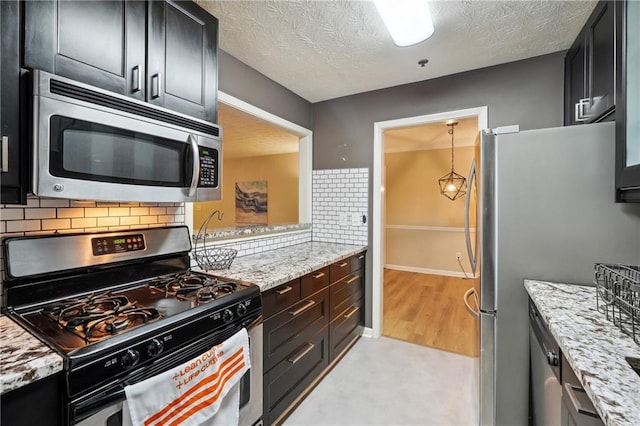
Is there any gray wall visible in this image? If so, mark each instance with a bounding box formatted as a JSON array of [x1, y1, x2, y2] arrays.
[[218, 49, 314, 130], [311, 52, 566, 328]]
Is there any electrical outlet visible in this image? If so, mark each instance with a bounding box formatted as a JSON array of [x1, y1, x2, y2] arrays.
[[455, 252, 462, 260]]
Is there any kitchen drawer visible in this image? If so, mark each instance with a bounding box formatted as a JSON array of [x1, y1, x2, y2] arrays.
[[561, 356, 603, 426], [301, 266, 329, 299], [330, 258, 350, 283], [264, 327, 329, 425], [329, 297, 363, 362], [330, 272, 363, 321], [350, 252, 366, 273], [263, 288, 329, 372], [262, 279, 301, 320]]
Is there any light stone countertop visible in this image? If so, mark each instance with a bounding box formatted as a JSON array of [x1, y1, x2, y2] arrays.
[[193, 223, 311, 242], [0, 315, 63, 395], [525, 280, 640, 426], [196, 241, 367, 291]]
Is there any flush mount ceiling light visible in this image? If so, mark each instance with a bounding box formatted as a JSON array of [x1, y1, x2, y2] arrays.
[[438, 121, 467, 201], [373, 0, 434, 47]]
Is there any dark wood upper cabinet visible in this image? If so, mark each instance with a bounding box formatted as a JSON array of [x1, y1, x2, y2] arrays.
[[1, 0, 27, 205], [564, 1, 616, 125], [24, 0, 147, 101], [615, 0, 640, 201], [148, 0, 218, 122], [23, 0, 218, 122]]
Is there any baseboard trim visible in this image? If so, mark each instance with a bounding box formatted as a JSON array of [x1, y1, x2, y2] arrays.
[[362, 327, 375, 338], [384, 264, 479, 279]]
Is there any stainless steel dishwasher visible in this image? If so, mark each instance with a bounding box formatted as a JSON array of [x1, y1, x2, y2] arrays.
[[529, 299, 562, 426]]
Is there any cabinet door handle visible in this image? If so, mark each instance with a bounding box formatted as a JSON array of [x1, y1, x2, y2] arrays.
[[131, 65, 141, 93], [151, 73, 162, 99], [287, 343, 314, 364], [1, 136, 8, 173], [344, 306, 359, 319], [276, 285, 293, 295], [337, 262, 348, 268], [345, 275, 359, 285], [289, 300, 315, 316], [312, 272, 325, 279], [358, 255, 365, 260], [564, 383, 599, 418]]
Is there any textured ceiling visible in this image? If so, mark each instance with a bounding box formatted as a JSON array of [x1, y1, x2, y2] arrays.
[[385, 116, 478, 153], [197, 0, 597, 103], [219, 103, 300, 159]]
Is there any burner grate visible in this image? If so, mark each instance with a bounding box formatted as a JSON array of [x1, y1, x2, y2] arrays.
[[43, 292, 161, 342], [148, 272, 238, 304]]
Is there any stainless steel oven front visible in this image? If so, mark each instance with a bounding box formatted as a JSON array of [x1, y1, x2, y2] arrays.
[[76, 322, 263, 426], [32, 69, 222, 203]]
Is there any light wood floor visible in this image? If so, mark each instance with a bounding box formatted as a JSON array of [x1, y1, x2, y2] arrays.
[[383, 269, 480, 357]]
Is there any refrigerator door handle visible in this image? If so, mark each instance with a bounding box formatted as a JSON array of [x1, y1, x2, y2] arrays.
[[463, 287, 480, 319], [464, 160, 477, 275]]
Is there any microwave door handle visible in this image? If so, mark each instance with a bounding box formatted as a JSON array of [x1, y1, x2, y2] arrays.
[[188, 134, 200, 197]]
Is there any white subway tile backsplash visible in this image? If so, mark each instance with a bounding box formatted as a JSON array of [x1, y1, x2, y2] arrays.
[[72, 218, 97, 229], [97, 217, 120, 227], [109, 207, 130, 217], [312, 168, 369, 246], [57, 208, 85, 218], [130, 207, 149, 216], [24, 208, 56, 220], [140, 216, 159, 225], [40, 199, 70, 208], [149, 207, 166, 215], [1, 209, 24, 220], [7, 220, 41, 233], [84, 208, 109, 217], [42, 218, 71, 230], [120, 216, 140, 226]]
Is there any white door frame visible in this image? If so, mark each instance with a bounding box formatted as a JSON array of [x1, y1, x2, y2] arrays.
[[370, 106, 488, 338], [185, 91, 313, 233]]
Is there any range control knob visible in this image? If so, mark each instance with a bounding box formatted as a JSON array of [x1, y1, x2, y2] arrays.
[[547, 351, 559, 366], [147, 338, 164, 358], [222, 309, 234, 323], [121, 349, 140, 369], [236, 302, 248, 317]]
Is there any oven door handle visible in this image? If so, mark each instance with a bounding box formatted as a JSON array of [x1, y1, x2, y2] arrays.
[[187, 134, 200, 197], [73, 385, 126, 423]]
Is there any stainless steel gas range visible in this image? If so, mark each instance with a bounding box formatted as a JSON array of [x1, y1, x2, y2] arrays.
[[2, 226, 263, 426]]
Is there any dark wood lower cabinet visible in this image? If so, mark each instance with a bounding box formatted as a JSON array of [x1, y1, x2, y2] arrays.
[[263, 328, 329, 426], [262, 252, 366, 425], [0, 374, 62, 426]]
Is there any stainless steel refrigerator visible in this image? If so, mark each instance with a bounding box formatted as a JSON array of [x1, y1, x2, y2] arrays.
[[462, 121, 640, 426]]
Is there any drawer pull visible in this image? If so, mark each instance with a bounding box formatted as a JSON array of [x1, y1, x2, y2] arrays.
[[337, 262, 348, 268], [564, 383, 599, 418], [344, 306, 360, 319], [358, 255, 365, 260], [312, 272, 325, 279], [345, 275, 359, 284], [288, 343, 315, 364], [276, 286, 293, 295], [289, 300, 315, 316]]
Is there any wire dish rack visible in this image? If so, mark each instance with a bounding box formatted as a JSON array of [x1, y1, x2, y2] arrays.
[[594, 263, 640, 344], [192, 210, 237, 271]]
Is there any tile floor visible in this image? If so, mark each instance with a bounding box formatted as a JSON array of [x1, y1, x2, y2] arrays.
[[283, 336, 479, 426]]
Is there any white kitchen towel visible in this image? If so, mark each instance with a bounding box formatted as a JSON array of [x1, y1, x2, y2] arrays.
[[124, 328, 250, 426]]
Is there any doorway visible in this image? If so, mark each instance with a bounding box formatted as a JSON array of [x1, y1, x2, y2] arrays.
[[371, 106, 488, 344]]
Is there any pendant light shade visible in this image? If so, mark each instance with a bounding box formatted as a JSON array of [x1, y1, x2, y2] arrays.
[[438, 121, 467, 200]]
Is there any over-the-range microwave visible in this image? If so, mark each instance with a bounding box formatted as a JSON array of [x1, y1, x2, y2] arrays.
[[31, 69, 222, 203]]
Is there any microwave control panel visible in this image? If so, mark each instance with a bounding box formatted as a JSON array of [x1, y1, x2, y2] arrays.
[[199, 147, 219, 188], [92, 234, 146, 256]]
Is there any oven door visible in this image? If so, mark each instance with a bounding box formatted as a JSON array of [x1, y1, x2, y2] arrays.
[[33, 72, 221, 203], [72, 323, 262, 426]]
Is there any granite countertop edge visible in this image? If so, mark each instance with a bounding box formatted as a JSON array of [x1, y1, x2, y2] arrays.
[[524, 280, 640, 426], [0, 315, 63, 395], [197, 241, 368, 292]]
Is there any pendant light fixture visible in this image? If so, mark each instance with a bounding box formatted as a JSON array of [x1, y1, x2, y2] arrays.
[[438, 121, 467, 200]]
